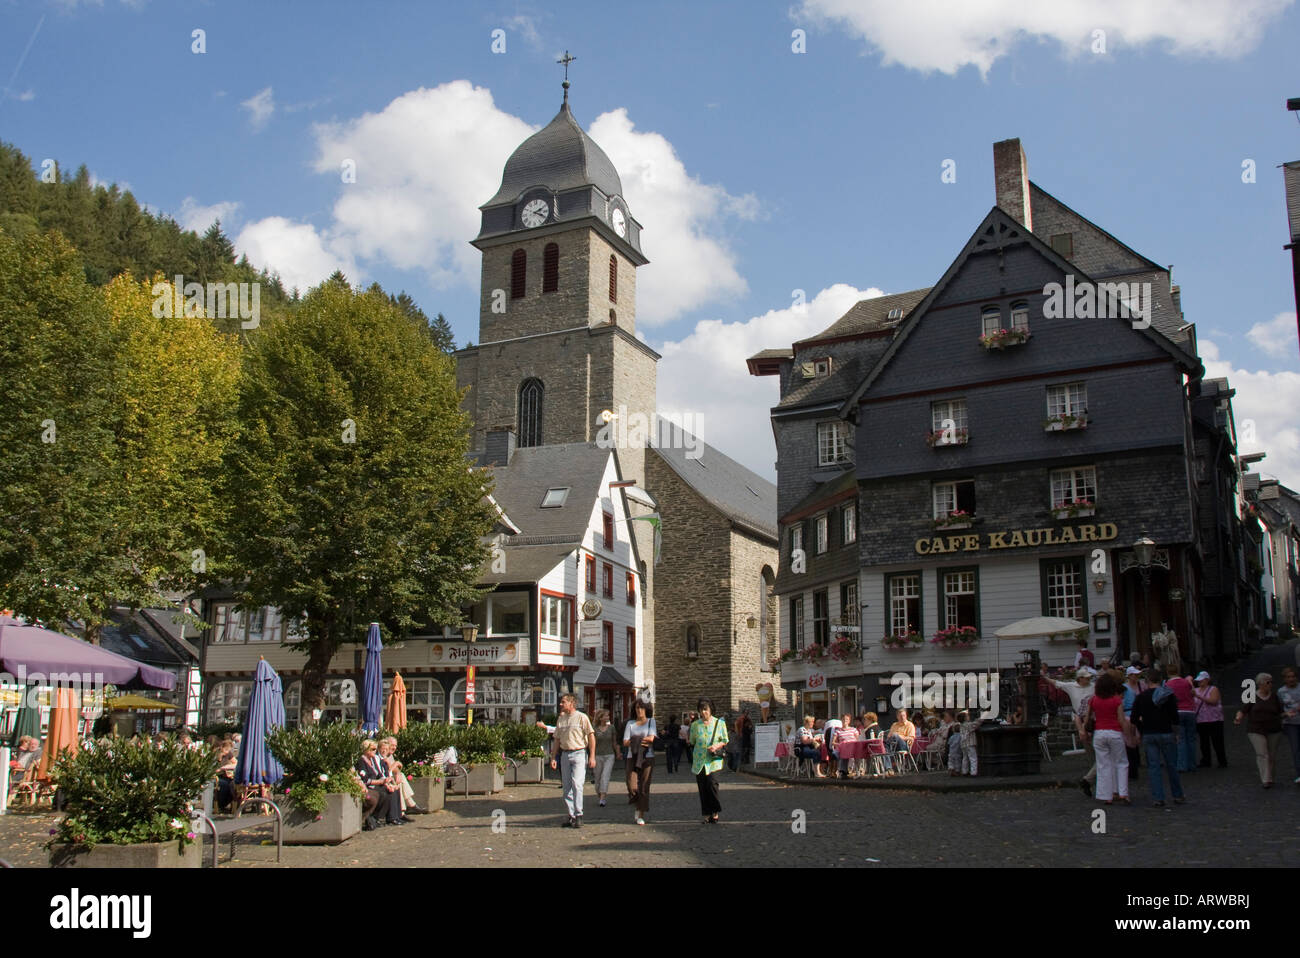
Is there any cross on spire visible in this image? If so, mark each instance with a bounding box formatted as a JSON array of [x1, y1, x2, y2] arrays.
[[558, 50, 576, 105]]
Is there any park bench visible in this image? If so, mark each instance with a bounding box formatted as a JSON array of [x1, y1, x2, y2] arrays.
[[191, 783, 282, 868]]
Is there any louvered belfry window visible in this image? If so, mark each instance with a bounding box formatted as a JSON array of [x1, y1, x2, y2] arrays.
[[543, 243, 559, 293], [608, 255, 617, 303], [519, 378, 543, 447], [511, 249, 526, 299]]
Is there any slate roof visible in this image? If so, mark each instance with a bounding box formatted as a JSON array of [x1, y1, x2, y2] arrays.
[[800, 288, 931, 343], [650, 430, 778, 541], [782, 468, 857, 523], [481, 545, 575, 586], [593, 666, 634, 687], [480, 442, 615, 543], [95, 607, 197, 668], [483, 102, 623, 208]]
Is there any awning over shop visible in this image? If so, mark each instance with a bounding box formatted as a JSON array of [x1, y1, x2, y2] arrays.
[[593, 667, 634, 689]]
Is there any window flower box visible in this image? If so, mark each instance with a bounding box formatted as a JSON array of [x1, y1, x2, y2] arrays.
[[978, 327, 1030, 349], [881, 631, 923, 650], [1043, 412, 1088, 431], [931, 626, 979, 649], [926, 428, 970, 447], [1051, 500, 1095, 520], [828, 637, 860, 662], [933, 511, 974, 530], [800, 643, 827, 664]]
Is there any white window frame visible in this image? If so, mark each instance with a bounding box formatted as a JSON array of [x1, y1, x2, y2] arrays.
[[943, 570, 978, 630], [842, 503, 856, 544], [981, 306, 1002, 336], [815, 515, 828, 554], [889, 574, 920, 636], [207, 680, 252, 724], [1010, 301, 1030, 331], [790, 597, 805, 652], [813, 358, 831, 377], [1050, 466, 1097, 508], [1047, 383, 1087, 419], [791, 526, 803, 556], [817, 421, 852, 467], [930, 399, 968, 438]]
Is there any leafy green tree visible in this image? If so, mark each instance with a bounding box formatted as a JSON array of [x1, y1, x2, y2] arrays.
[[221, 282, 493, 719]]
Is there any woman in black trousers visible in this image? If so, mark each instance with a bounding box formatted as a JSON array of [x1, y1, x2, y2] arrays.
[[688, 697, 729, 823]]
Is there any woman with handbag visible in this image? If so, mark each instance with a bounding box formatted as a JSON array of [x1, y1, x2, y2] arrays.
[[689, 698, 729, 824], [622, 701, 656, 825]]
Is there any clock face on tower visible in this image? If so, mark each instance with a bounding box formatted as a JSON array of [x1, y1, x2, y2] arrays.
[[521, 198, 549, 228], [611, 207, 627, 238]]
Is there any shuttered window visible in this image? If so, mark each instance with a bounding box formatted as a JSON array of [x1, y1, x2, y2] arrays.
[[608, 255, 618, 303], [543, 243, 559, 293], [510, 248, 526, 299]]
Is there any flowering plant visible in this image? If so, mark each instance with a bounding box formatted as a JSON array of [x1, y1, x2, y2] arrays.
[[46, 738, 218, 850], [1051, 498, 1095, 518], [931, 626, 979, 648], [829, 637, 860, 662], [800, 643, 826, 662], [881, 631, 923, 649], [933, 510, 974, 529], [926, 428, 969, 447], [978, 327, 1030, 349], [1043, 411, 1088, 430]]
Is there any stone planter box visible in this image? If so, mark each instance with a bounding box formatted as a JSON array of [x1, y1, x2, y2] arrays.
[[50, 839, 200, 868], [462, 764, 504, 794], [933, 520, 973, 531], [281, 792, 362, 845], [509, 757, 546, 784], [1044, 416, 1087, 432], [409, 775, 445, 812]]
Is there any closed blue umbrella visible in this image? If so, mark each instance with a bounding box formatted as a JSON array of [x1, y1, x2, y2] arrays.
[[360, 623, 383, 735], [235, 658, 285, 787]]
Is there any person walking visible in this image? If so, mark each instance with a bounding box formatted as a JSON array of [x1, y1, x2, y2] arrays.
[[1192, 671, 1226, 769], [1278, 667, 1300, 785], [1085, 673, 1132, 805], [1166, 669, 1198, 772], [664, 714, 682, 774], [622, 700, 657, 825], [1122, 667, 1144, 781], [1132, 669, 1185, 807], [592, 710, 618, 807], [549, 693, 596, 827], [689, 698, 729, 824], [1235, 671, 1284, 788]]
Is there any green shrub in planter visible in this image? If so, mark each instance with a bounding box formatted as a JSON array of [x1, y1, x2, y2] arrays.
[[395, 722, 452, 779], [501, 722, 549, 761], [47, 739, 218, 851], [266, 722, 365, 814], [451, 723, 506, 771], [196, 720, 242, 740]]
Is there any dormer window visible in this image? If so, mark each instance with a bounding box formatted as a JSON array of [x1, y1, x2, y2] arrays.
[[814, 358, 831, 377]]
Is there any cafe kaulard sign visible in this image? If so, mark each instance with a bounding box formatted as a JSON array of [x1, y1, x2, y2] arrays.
[[915, 522, 1118, 555]]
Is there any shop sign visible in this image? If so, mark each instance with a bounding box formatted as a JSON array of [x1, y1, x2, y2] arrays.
[[806, 670, 826, 690], [429, 641, 521, 665], [466, 666, 476, 705], [914, 522, 1118, 555]]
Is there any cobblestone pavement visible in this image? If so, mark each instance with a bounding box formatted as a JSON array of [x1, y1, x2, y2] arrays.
[[3, 645, 1295, 869]]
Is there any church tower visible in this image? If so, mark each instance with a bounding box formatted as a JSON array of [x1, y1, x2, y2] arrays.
[[456, 81, 659, 482]]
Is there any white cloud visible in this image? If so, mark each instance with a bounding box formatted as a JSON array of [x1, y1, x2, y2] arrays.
[[234, 216, 358, 294], [1245, 311, 1299, 359], [241, 87, 275, 130], [654, 284, 881, 479], [505, 14, 543, 47], [311, 81, 536, 287], [795, 0, 1293, 75], [590, 108, 757, 324], [1199, 338, 1300, 490], [177, 197, 240, 234]]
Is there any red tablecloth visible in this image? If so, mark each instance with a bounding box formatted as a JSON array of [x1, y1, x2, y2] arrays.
[[774, 742, 790, 758], [836, 740, 869, 760]]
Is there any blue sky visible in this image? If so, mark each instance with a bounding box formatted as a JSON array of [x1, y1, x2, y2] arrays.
[[2, 0, 1298, 485]]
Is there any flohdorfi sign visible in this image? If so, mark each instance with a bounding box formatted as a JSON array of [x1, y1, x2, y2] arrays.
[[429, 641, 520, 665]]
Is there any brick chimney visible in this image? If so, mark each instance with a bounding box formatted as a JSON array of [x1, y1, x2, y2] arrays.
[[484, 425, 516, 466], [993, 138, 1032, 232]]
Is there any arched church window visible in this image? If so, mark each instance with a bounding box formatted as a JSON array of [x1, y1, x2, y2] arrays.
[[543, 243, 559, 293], [519, 378, 544, 447], [608, 255, 617, 304], [511, 249, 527, 299]]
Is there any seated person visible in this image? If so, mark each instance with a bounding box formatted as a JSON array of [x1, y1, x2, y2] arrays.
[[1007, 704, 1026, 726], [793, 715, 826, 778], [832, 714, 860, 778], [9, 736, 42, 774], [356, 739, 405, 828], [378, 736, 424, 814], [214, 741, 238, 812], [887, 709, 917, 755], [948, 711, 967, 774]]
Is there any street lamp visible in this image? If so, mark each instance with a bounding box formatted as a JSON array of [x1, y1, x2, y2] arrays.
[[461, 624, 478, 725], [1133, 535, 1155, 663], [731, 612, 757, 645]]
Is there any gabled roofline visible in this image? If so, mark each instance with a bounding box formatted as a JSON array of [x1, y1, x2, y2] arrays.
[[1029, 181, 1163, 273], [837, 207, 1202, 418]]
